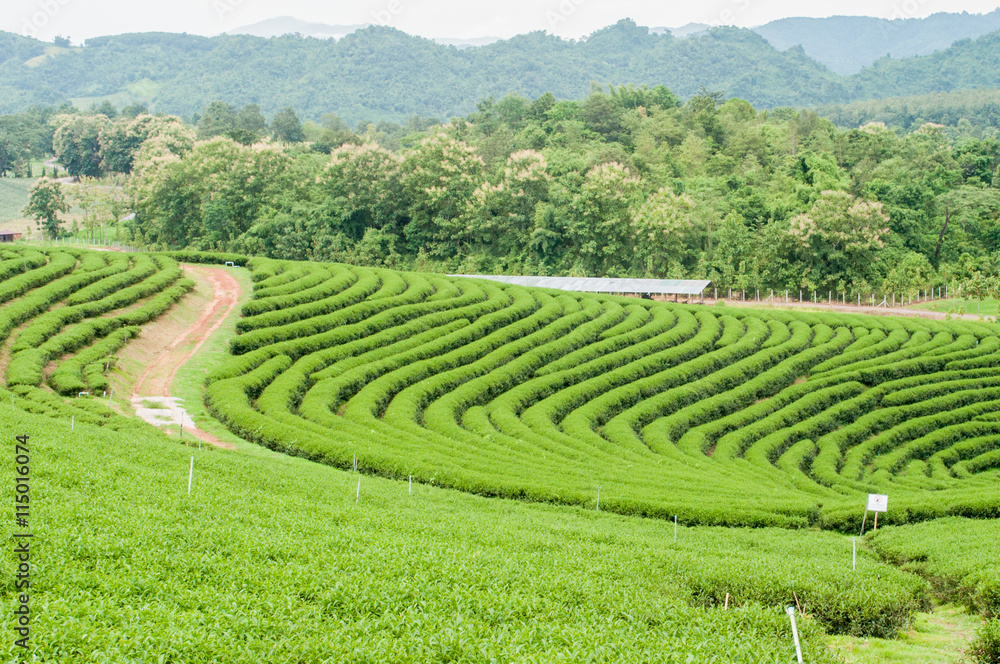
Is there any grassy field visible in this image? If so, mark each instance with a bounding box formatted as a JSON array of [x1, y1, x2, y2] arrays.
[[0, 177, 86, 238], [1, 247, 999, 661], [914, 297, 1000, 317], [3, 401, 910, 662], [830, 605, 981, 663], [0, 177, 35, 227]]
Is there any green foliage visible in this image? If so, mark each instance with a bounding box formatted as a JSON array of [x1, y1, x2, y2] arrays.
[[6, 246, 1000, 655], [970, 620, 1000, 664], [0, 249, 189, 392], [22, 177, 69, 239], [111, 85, 1000, 292], [195, 256, 1000, 540], [870, 518, 1000, 618], [2, 403, 899, 660]]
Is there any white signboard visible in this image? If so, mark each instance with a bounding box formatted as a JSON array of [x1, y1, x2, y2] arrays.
[[866, 494, 888, 513]]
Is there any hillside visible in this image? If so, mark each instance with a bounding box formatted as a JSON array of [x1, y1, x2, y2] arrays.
[[849, 30, 1000, 99], [817, 88, 1000, 130], [5, 18, 1000, 122], [755, 11, 1000, 75], [1, 245, 999, 659], [201, 256, 1000, 531], [0, 21, 844, 122]]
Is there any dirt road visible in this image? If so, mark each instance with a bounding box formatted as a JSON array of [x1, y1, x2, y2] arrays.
[[129, 266, 241, 449]]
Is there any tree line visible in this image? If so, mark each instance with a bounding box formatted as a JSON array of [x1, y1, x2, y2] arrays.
[[17, 85, 1000, 297]]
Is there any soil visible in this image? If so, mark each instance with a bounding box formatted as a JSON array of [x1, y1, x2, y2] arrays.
[[128, 265, 240, 450]]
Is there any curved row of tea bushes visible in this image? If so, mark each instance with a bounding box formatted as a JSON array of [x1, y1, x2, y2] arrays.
[[203, 261, 1000, 535], [0, 250, 192, 411]]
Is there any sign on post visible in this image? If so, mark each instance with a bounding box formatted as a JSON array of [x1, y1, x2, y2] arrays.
[[867, 494, 888, 512], [860, 494, 888, 535]]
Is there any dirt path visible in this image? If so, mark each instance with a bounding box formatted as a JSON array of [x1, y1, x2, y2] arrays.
[[129, 265, 240, 450]]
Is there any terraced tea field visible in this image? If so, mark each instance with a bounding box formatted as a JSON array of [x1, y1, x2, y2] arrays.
[[203, 257, 1000, 530], [0, 246, 191, 429], [2, 247, 999, 660]]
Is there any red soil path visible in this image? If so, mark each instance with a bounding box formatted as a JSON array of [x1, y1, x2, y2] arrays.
[[131, 265, 241, 449]]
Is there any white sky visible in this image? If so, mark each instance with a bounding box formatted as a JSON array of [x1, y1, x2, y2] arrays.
[[4, 0, 1000, 43]]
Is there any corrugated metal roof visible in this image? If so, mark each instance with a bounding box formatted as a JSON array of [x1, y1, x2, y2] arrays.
[[450, 275, 712, 295]]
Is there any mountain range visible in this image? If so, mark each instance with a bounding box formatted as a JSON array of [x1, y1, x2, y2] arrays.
[[3, 13, 1000, 124], [227, 11, 1000, 74]]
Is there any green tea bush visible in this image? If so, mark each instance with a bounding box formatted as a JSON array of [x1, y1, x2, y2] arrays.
[[970, 619, 1000, 664]]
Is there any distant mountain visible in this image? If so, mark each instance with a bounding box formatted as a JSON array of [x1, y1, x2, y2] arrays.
[[432, 36, 502, 49], [0, 21, 845, 123], [847, 29, 1000, 99], [655, 24, 711, 38], [1, 18, 1000, 124], [754, 10, 1000, 75], [229, 16, 500, 48], [227, 17, 370, 40]]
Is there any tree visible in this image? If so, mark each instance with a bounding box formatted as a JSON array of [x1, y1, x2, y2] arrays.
[[401, 131, 486, 257], [318, 142, 403, 239], [231, 104, 267, 145], [52, 114, 111, 179], [23, 178, 70, 239], [100, 113, 193, 174], [130, 136, 291, 248], [632, 188, 696, 277], [786, 190, 891, 290], [964, 270, 994, 316], [0, 141, 16, 177], [567, 162, 642, 275], [463, 149, 550, 256], [196, 101, 237, 140], [91, 100, 118, 119], [271, 107, 305, 143]]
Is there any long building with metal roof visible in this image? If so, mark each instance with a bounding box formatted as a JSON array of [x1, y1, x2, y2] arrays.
[[450, 275, 712, 296]]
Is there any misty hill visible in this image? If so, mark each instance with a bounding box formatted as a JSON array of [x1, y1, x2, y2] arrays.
[[227, 16, 501, 49], [227, 17, 369, 40], [2, 18, 1000, 124], [755, 10, 1000, 75], [848, 29, 1000, 98], [0, 21, 844, 123]]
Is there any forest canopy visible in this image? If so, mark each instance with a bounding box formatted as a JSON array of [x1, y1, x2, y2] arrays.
[[37, 86, 991, 296]]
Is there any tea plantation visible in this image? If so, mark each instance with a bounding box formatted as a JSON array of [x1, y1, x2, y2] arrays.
[[203, 257, 1000, 531], [1, 246, 999, 660]]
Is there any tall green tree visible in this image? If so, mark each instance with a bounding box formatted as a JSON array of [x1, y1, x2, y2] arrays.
[[568, 162, 641, 276], [52, 114, 111, 179], [23, 178, 70, 239], [271, 107, 305, 143], [401, 131, 486, 257]]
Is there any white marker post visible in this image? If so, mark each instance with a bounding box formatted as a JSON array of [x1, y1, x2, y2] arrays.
[[861, 493, 888, 535], [596, 486, 601, 511], [187, 456, 194, 495], [786, 606, 804, 664], [356, 477, 361, 503], [71, 415, 74, 430]]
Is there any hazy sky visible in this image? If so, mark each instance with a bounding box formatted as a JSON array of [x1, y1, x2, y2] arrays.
[[6, 0, 1000, 43]]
